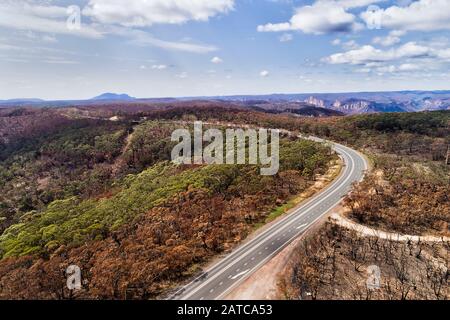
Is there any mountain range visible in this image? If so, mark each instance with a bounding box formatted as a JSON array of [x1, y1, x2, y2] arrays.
[[1, 90, 449, 115]]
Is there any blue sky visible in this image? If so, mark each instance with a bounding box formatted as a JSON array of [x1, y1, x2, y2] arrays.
[[0, 0, 450, 100]]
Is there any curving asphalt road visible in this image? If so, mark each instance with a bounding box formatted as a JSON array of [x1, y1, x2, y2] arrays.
[[171, 137, 368, 301]]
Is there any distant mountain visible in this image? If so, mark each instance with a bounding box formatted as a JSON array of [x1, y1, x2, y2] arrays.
[[0, 98, 45, 107], [205, 91, 450, 114], [330, 99, 408, 114], [1, 90, 449, 114], [91, 93, 135, 101]]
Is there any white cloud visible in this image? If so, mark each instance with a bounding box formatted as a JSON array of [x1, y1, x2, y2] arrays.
[[257, 0, 383, 35], [398, 63, 420, 71], [258, 2, 358, 34], [114, 28, 218, 53], [260, 70, 270, 77], [336, 0, 387, 8], [332, 38, 342, 45], [151, 64, 167, 70], [0, 1, 103, 39], [0, 2, 219, 54], [355, 67, 372, 73], [359, 63, 421, 74], [176, 72, 188, 79], [372, 35, 400, 46], [325, 42, 433, 65], [376, 65, 398, 73], [211, 56, 223, 64], [84, 0, 235, 27], [324, 40, 450, 76], [257, 23, 291, 33], [390, 30, 407, 37], [361, 0, 450, 32], [342, 40, 359, 49], [372, 30, 405, 46], [23, 31, 58, 43], [43, 58, 78, 65], [42, 35, 58, 43], [436, 48, 450, 60], [279, 33, 293, 42]]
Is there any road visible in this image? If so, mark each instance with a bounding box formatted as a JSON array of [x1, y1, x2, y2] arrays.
[[171, 137, 368, 301]]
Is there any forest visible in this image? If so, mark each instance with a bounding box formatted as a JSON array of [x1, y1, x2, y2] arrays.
[[0, 103, 447, 299], [279, 222, 448, 300], [0, 105, 334, 299], [277, 110, 449, 300]]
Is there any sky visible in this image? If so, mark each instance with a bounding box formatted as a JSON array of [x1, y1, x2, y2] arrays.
[[0, 0, 450, 100]]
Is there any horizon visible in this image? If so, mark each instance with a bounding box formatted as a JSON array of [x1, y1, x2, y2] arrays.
[[1, 1, 450, 100], [3, 88, 450, 102]]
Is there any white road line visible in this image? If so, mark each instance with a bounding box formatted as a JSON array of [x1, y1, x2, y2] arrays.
[[231, 269, 250, 280]]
